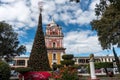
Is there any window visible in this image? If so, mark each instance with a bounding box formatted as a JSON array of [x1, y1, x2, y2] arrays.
[[78, 59, 85, 63], [17, 60, 25, 66], [74, 59, 77, 62], [27, 60, 29, 66], [53, 42, 56, 48], [53, 31, 55, 35], [86, 59, 89, 63], [53, 62, 56, 65], [53, 53, 56, 60]]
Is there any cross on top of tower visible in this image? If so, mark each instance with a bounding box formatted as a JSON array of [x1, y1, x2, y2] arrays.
[[51, 17, 55, 24]]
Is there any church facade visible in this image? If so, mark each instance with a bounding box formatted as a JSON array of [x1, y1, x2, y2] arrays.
[[45, 20, 66, 67]]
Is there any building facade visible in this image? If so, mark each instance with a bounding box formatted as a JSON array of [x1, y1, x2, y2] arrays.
[[74, 56, 119, 65], [10, 57, 29, 68], [10, 56, 120, 68]]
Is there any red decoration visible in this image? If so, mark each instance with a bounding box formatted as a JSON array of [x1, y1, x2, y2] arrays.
[[19, 71, 51, 80]]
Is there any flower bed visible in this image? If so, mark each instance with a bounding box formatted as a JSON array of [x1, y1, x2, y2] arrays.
[[50, 67, 79, 80], [19, 71, 51, 80]]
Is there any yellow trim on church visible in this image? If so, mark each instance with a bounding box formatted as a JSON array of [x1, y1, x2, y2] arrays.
[[48, 52, 52, 67], [48, 52, 62, 68], [57, 53, 61, 64]]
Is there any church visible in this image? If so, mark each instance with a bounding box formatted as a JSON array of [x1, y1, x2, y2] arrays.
[[45, 19, 66, 67]]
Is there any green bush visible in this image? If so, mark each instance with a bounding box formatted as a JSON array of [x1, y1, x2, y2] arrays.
[[52, 64, 63, 71], [15, 67, 32, 74], [95, 62, 113, 69], [62, 54, 74, 60], [0, 61, 11, 80], [73, 64, 81, 69], [56, 64, 63, 68], [61, 54, 75, 67], [61, 60, 75, 66], [52, 63, 57, 71]]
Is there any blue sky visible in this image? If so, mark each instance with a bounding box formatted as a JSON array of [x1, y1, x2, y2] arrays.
[[0, 0, 120, 57]]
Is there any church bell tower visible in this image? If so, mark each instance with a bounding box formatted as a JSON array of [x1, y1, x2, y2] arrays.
[[45, 19, 66, 67]]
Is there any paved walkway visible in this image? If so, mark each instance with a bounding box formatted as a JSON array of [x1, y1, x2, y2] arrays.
[[99, 77, 120, 80], [10, 76, 19, 80], [78, 73, 120, 80], [79, 77, 120, 80]]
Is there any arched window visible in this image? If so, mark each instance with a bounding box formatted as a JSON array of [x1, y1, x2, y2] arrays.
[[53, 53, 56, 60], [53, 42, 56, 48], [53, 31, 55, 35]]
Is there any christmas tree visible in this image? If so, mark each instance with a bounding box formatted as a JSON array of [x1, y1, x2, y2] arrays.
[[28, 7, 50, 71]]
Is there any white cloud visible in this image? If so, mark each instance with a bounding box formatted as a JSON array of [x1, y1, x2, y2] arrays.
[[64, 30, 102, 54], [70, 0, 100, 25], [55, 0, 68, 4], [0, 0, 103, 56], [0, 1, 31, 29], [17, 30, 27, 37], [0, 0, 16, 3], [24, 41, 33, 53], [0, 0, 100, 30], [19, 54, 29, 57]]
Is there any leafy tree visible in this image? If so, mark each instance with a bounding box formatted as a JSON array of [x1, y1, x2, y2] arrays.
[[91, 4, 120, 49], [0, 61, 11, 80], [95, 62, 113, 69], [28, 10, 50, 71], [91, 0, 120, 72], [95, 0, 120, 17], [15, 67, 33, 74], [95, 0, 107, 17], [61, 54, 75, 66], [0, 21, 26, 62]]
